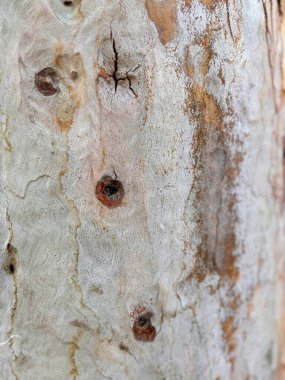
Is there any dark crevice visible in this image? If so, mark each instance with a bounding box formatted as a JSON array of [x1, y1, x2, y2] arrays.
[[278, 0, 283, 15], [116, 76, 138, 97], [138, 315, 148, 327], [103, 183, 119, 197], [63, 1, 73, 6], [110, 28, 138, 97], [127, 76, 138, 97], [111, 29, 119, 91], [9, 264, 15, 274]]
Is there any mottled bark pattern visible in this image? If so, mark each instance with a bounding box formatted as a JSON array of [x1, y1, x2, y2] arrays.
[[0, 1, 284, 379]]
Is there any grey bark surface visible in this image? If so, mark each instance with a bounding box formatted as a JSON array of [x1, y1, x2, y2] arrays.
[[0, 0, 285, 379]]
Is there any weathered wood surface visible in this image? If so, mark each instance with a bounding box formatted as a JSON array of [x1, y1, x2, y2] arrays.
[[0, 0, 284, 379]]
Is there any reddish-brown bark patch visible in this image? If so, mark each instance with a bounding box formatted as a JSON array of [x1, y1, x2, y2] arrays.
[[95, 176, 124, 209], [35, 67, 59, 96], [146, 0, 177, 45], [130, 306, 156, 342]]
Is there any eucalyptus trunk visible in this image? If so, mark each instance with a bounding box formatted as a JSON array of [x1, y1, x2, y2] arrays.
[[0, 1, 284, 379]]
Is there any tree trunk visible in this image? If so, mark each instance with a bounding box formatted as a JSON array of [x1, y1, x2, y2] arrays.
[[0, 0, 284, 379]]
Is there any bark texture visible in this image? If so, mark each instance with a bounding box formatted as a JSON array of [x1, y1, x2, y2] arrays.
[[0, 0, 284, 379]]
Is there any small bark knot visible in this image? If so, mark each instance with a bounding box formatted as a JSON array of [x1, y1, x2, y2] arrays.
[[95, 175, 124, 208], [70, 71, 78, 80], [63, 1, 73, 6], [35, 67, 59, 96], [131, 306, 156, 343]]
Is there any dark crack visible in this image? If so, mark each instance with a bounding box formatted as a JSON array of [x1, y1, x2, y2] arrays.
[[111, 29, 119, 91], [127, 76, 138, 97], [110, 28, 138, 97]]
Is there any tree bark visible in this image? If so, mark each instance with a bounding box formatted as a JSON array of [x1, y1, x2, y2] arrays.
[[0, 0, 284, 379]]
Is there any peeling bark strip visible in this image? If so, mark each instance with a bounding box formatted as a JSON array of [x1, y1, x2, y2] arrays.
[[0, 0, 284, 379]]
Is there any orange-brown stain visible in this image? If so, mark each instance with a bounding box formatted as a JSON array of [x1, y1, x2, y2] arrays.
[[98, 67, 112, 81], [70, 320, 91, 331], [55, 85, 81, 132], [54, 50, 86, 132], [183, 0, 227, 10], [54, 42, 64, 67], [183, 20, 241, 285], [69, 331, 82, 378], [219, 232, 239, 284], [200, 0, 214, 8], [182, 1, 240, 45], [69, 341, 79, 378], [182, 0, 191, 7], [146, 0, 177, 45], [222, 315, 236, 354], [181, 1, 243, 371]]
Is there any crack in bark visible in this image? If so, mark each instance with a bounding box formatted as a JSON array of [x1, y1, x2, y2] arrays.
[[225, 0, 234, 42], [5, 208, 19, 380], [118, 343, 138, 362], [58, 135, 95, 317], [111, 32, 119, 91], [2, 107, 18, 379], [6, 175, 53, 200], [110, 28, 138, 97]]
